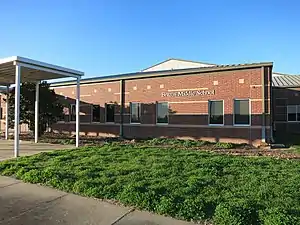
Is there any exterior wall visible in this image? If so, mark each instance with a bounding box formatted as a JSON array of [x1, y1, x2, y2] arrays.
[[142, 59, 215, 72], [272, 86, 300, 134], [51, 66, 272, 146]]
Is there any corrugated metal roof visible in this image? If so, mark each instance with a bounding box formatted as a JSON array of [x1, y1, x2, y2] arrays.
[[51, 62, 273, 87], [272, 75, 300, 87]]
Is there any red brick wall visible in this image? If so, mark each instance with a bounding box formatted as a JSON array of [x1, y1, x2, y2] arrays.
[[49, 66, 272, 146]]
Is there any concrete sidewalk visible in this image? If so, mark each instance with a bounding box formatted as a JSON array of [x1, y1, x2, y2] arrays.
[[0, 176, 196, 225], [0, 140, 74, 161]]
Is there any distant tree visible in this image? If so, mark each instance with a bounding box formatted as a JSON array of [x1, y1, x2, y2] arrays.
[[6, 82, 64, 136]]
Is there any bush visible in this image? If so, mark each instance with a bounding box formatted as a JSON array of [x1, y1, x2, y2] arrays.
[[214, 142, 234, 149], [259, 207, 300, 225], [145, 138, 209, 148], [213, 201, 259, 225], [178, 197, 206, 221]]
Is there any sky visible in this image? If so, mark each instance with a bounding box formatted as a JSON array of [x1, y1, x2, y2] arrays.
[[0, 0, 299, 79]]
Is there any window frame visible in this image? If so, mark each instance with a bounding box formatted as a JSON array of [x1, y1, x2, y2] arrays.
[[130, 102, 142, 124], [156, 101, 169, 125], [91, 104, 101, 123], [287, 105, 300, 122], [105, 103, 115, 123], [208, 100, 224, 126], [233, 98, 251, 126]]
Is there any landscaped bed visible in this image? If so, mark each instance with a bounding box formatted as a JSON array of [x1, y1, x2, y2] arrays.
[[0, 142, 300, 224], [16, 134, 300, 159]]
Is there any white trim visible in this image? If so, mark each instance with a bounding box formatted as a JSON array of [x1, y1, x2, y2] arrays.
[[34, 82, 40, 143], [251, 99, 270, 102], [156, 101, 169, 124], [208, 100, 224, 126], [130, 102, 142, 124], [15, 62, 81, 79], [233, 98, 251, 126], [75, 77, 80, 147], [0, 56, 83, 76], [250, 84, 262, 87], [5, 85, 9, 140], [14, 65, 21, 157]]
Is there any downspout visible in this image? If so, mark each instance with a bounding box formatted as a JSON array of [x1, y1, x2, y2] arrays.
[[269, 66, 275, 143], [261, 67, 266, 143], [119, 79, 124, 138]]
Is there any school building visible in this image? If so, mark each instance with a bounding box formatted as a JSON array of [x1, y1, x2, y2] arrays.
[[2, 58, 299, 146]]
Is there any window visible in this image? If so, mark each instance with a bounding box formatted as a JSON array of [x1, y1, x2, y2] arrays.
[[209, 100, 224, 125], [234, 99, 250, 125], [287, 105, 300, 122], [157, 102, 169, 124], [59, 107, 69, 122], [130, 103, 141, 123], [92, 105, 101, 122], [70, 104, 76, 121], [106, 104, 115, 122]]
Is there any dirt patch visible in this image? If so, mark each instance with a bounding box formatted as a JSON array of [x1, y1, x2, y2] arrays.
[[209, 148, 300, 159]]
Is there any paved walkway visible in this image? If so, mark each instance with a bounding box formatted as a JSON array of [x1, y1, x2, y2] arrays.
[[0, 140, 74, 161], [0, 176, 196, 225]]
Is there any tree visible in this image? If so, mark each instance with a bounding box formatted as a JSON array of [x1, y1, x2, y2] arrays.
[[6, 81, 64, 136]]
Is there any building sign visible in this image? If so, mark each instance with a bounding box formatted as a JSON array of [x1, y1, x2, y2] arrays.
[[161, 89, 215, 97]]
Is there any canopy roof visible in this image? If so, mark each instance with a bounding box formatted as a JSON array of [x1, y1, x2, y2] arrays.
[[0, 56, 84, 85]]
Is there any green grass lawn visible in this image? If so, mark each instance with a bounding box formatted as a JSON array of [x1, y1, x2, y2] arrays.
[[0, 143, 300, 225]]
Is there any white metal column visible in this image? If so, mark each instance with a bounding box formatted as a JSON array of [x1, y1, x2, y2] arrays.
[[14, 65, 21, 157], [35, 82, 39, 143], [5, 85, 9, 140], [75, 77, 80, 147]]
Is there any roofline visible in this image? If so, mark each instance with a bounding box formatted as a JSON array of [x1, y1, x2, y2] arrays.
[[0, 56, 84, 76], [272, 85, 300, 88], [141, 58, 217, 72], [51, 62, 273, 87], [170, 58, 217, 66], [272, 72, 298, 76]]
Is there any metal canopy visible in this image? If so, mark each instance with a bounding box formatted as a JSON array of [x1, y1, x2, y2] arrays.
[[0, 56, 84, 157], [0, 56, 83, 85]]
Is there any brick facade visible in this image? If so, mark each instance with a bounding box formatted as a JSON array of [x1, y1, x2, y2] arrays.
[[49, 64, 272, 146]]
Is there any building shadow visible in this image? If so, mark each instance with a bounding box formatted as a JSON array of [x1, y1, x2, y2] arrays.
[[50, 95, 270, 145], [272, 86, 300, 146]]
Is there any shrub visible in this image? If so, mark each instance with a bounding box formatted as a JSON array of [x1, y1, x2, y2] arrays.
[[177, 197, 206, 221], [214, 142, 234, 149], [21, 170, 42, 183], [213, 200, 259, 225], [259, 207, 300, 225]]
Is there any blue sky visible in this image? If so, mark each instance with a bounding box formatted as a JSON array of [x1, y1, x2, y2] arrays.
[[0, 0, 299, 78]]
